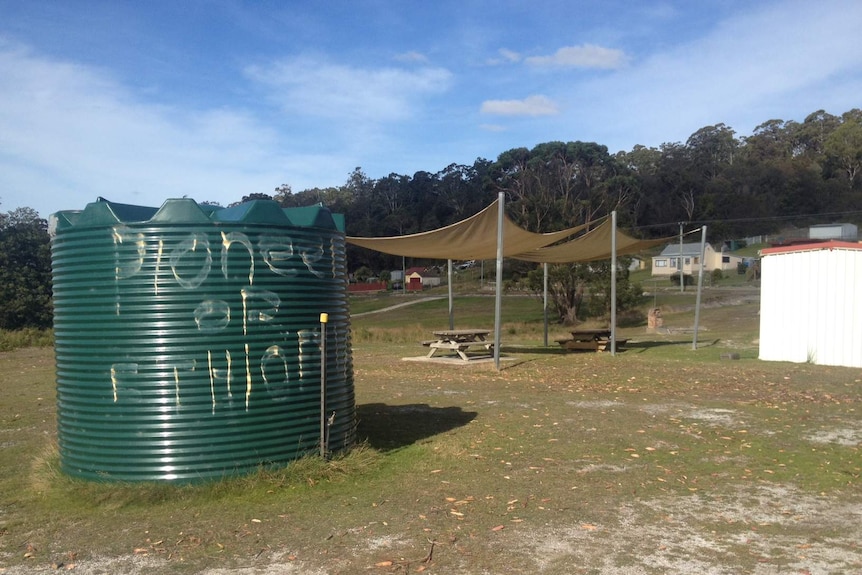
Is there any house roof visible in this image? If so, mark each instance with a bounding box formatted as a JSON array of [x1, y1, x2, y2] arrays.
[[761, 240, 862, 257], [809, 222, 856, 229], [656, 242, 712, 257]]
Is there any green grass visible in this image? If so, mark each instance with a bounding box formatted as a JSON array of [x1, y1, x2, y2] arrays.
[[1, 292, 861, 574], [732, 242, 769, 258], [0, 327, 53, 351], [350, 294, 550, 345]]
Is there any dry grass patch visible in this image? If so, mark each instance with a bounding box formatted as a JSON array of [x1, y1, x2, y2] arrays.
[[1, 294, 861, 574]]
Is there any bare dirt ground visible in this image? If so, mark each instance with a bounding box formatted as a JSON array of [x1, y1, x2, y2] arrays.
[[2, 290, 860, 574], [3, 399, 860, 574]]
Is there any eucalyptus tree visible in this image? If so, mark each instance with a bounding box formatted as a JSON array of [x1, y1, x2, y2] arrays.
[[0, 206, 53, 330], [741, 119, 800, 163], [229, 192, 272, 207], [273, 183, 354, 216], [488, 147, 534, 228], [489, 141, 643, 324], [686, 123, 738, 181], [824, 111, 862, 189], [436, 162, 490, 220], [489, 141, 628, 232], [618, 146, 662, 230], [405, 170, 441, 232], [654, 142, 698, 224], [796, 110, 841, 160], [374, 173, 411, 234]]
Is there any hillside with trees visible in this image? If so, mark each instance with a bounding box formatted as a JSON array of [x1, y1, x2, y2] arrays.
[[270, 108, 862, 272], [2, 108, 861, 328], [0, 207, 52, 330]]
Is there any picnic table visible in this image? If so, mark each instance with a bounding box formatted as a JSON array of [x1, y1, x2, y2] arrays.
[[423, 329, 495, 361], [555, 329, 626, 352]]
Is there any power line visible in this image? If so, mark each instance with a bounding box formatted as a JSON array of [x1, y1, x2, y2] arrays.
[[635, 209, 862, 232]]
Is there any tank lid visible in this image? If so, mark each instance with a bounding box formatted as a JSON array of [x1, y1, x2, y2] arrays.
[[50, 197, 345, 235]]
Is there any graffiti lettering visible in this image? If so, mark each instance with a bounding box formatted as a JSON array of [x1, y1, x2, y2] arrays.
[[108, 226, 339, 411], [221, 231, 255, 285], [241, 287, 280, 336], [261, 345, 290, 401], [110, 362, 139, 403], [194, 299, 231, 333], [259, 235, 297, 277], [170, 233, 212, 289], [112, 226, 146, 280]]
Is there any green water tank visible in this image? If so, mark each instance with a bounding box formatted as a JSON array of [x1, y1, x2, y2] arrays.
[[50, 198, 354, 482]]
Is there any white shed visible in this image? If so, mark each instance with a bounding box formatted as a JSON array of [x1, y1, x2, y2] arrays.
[[759, 241, 862, 367], [808, 223, 857, 241]]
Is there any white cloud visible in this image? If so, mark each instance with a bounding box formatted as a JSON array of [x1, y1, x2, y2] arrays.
[[245, 56, 452, 123], [0, 43, 306, 216], [480, 95, 559, 117], [525, 44, 628, 69], [498, 48, 522, 63], [553, 0, 862, 152], [486, 48, 523, 66], [395, 51, 429, 64]]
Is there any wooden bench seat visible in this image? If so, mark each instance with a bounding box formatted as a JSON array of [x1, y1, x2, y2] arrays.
[[557, 337, 628, 352], [427, 339, 495, 360]]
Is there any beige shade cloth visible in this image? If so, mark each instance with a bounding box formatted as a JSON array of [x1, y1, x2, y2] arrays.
[[513, 219, 673, 263], [346, 198, 594, 259]]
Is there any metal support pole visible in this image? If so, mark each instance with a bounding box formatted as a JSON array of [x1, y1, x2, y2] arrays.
[[543, 262, 549, 347], [447, 259, 454, 330], [679, 222, 685, 293], [610, 211, 617, 356], [494, 192, 504, 370], [319, 312, 328, 457], [692, 226, 707, 350]]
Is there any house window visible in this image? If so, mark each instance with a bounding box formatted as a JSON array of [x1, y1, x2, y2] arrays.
[[655, 259, 667, 267], [684, 257, 691, 265], [669, 257, 677, 267], [693, 257, 699, 264], [722, 256, 730, 263]]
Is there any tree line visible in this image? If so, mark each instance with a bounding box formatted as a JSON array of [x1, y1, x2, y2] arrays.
[[2, 107, 860, 329], [266, 108, 862, 273]]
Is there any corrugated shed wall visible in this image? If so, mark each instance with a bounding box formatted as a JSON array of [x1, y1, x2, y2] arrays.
[[759, 244, 862, 368]]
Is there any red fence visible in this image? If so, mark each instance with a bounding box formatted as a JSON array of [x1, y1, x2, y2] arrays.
[[348, 282, 388, 293]]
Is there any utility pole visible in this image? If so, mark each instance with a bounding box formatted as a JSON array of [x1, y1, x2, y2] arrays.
[[678, 222, 685, 293]]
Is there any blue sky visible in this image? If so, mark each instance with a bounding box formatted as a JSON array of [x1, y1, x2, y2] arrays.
[[1, 0, 861, 219]]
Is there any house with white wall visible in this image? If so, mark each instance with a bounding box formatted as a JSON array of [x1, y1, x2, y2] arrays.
[[405, 266, 443, 290], [651, 242, 743, 276]]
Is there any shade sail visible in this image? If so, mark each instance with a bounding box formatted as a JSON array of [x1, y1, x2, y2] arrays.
[[346, 198, 593, 259], [513, 219, 672, 263]]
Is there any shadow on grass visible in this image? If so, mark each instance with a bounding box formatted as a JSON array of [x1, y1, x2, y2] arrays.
[[499, 339, 724, 357], [499, 344, 636, 355], [499, 345, 571, 355], [625, 340, 694, 350], [625, 338, 722, 351], [356, 403, 478, 451]]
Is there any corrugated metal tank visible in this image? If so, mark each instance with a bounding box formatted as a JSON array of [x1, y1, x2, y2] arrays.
[[50, 198, 355, 482]]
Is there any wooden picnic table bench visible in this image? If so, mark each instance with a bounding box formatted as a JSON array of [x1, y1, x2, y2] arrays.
[[555, 329, 627, 352], [424, 329, 495, 361]]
